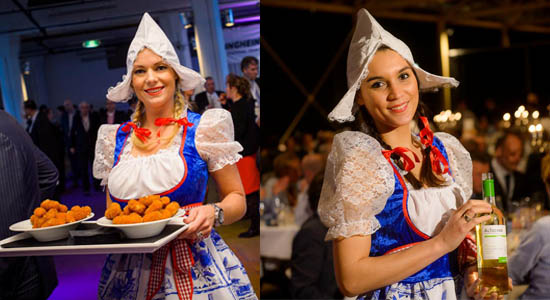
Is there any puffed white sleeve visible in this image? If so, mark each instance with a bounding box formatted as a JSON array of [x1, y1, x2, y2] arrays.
[[93, 124, 118, 186], [195, 108, 243, 172], [318, 131, 395, 240], [435, 132, 473, 200]]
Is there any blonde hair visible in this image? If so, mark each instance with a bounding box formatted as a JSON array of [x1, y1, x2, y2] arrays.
[[130, 89, 186, 151]]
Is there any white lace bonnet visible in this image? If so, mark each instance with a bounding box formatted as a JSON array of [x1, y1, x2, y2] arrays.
[[106, 12, 205, 102], [328, 9, 459, 123]]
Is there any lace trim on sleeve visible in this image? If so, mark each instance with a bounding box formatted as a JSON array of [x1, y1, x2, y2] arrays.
[[435, 132, 473, 200], [93, 124, 118, 186], [195, 109, 243, 172], [318, 131, 395, 240]]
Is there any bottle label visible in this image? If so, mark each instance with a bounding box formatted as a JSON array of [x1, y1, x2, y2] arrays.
[[481, 225, 507, 262]]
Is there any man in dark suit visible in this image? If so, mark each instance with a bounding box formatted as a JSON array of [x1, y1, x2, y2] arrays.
[[0, 110, 58, 300], [290, 172, 342, 299], [61, 99, 79, 187], [24, 100, 64, 199], [99, 100, 128, 125], [490, 131, 528, 213], [241, 56, 260, 124], [194, 76, 226, 114], [69, 101, 99, 194]]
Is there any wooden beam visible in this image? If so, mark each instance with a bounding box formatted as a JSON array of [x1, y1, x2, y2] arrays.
[[463, 2, 550, 18]]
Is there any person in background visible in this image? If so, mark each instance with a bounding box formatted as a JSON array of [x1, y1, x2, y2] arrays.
[[194, 76, 224, 114], [490, 131, 528, 213], [61, 99, 79, 188], [24, 100, 64, 199], [99, 100, 127, 125], [291, 172, 343, 299], [0, 110, 58, 300], [226, 73, 261, 238], [294, 153, 324, 226], [241, 56, 260, 125], [126, 97, 138, 120], [508, 152, 550, 299], [70, 101, 99, 195]]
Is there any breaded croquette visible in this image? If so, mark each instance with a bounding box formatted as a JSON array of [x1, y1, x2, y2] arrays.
[[128, 200, 146, 214], [143, 211, 163, 222], [165, 202, 180, 216], [34, 207, 46, 217], [66, 211, 76, 223], [160, 209, 172, 219], [145, 199, 163, 214], [122, 205, 131, 215], [160, 196, 170, 207], [45, 208, 57, 219], [138, 195, 154, 206], [105, 203, 122, 220], [40, 199, 60, 210], [58, 204, 68, 213]]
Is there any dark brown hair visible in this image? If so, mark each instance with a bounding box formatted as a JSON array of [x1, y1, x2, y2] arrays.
[[226, 73, 252, 99], [353, 46, 446, 189]]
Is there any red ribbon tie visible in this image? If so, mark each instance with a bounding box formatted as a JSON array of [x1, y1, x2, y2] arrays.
[[419, 116, 449, 175], [382, 147, 420, 172]]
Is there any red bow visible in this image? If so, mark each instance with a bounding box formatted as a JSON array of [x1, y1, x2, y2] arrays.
[[419, 116, 449, 175], [382, 147, 420, 172], [121, 122, 151, 143]]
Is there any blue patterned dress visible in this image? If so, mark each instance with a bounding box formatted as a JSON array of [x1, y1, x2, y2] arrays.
[[93, 109, 257, 300]]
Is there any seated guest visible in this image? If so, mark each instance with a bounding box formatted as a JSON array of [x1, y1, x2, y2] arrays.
[[509, 216, 550, 299], [295, 153, 324, 226], [290, 172, 343, 299], [490, 131, 528, 213]]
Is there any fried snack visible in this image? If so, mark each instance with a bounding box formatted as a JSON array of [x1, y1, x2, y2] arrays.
[[42, 218, 64, 227], [113, 213, 143, 224], [34, 207, 46, 217], [143, 211, 163, 222], [45, 208, 57, 220], [105, 203, 122, 220], [66, 211, 76, 223], [70, 205, 92, 221], [122, 205, 131, 215], [145, 199, 163, 215], [40, 199, 59, 210], [56, 212, 67, 224], [160, 196, 170, 207], [30, 215, 38, 228], [128, 199, 146, 214], [104, 195, 180, 224], [58, 204, 68, 213], [160, 209, 172, 219]]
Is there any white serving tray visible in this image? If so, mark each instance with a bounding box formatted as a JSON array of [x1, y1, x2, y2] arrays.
[[0, 218, 188, 257]]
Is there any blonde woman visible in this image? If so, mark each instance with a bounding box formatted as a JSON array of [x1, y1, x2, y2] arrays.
[[93, 13, 256, 300]]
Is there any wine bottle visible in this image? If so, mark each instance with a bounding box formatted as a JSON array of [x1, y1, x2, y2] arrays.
[[475, 172, 510, 296]]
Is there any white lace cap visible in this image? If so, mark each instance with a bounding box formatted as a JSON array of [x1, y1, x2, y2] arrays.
[[328, 9, 459, 123], [106, 12, 205, 102]]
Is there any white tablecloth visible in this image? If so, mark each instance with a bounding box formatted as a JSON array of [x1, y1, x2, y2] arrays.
[[260, 223, 300, 260]]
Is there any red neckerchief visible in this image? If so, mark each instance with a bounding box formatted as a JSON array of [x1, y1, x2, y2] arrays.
[[382, 147, 420, 172], [419, 116, 449, 175]]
